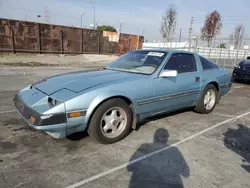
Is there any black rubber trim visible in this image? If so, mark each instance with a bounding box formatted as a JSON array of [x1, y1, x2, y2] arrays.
[[39, 113, 66, 126], [13, 94, 66, 126]]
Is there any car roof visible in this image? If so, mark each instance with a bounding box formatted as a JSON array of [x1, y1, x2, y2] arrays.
[[135, 48, 196, 55]]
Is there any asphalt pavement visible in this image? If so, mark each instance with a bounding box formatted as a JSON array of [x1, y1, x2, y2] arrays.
[[0, 66, 250, 188]]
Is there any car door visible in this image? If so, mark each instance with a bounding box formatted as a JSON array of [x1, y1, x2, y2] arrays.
[[153, 53, 202, 113]]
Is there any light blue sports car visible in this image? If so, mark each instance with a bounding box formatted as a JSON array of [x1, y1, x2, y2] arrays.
[[14, 49, 232, 144]]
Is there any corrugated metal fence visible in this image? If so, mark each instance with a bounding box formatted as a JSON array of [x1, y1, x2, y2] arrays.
[[0, 19, 144, 55]]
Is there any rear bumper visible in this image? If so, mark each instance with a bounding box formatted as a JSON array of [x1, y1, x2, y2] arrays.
[[220, 82, 232, 97], [13, 94, 67, 138]]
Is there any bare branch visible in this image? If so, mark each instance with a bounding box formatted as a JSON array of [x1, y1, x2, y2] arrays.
[[160, 7, 177, 42], [230, 24, 245, 49]]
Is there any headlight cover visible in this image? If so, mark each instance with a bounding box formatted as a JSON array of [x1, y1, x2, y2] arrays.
[[236, 64, 241, 69]]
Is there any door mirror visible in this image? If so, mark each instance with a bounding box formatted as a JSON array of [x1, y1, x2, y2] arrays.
[[159, 70, 178, 78], [247, 56, 250, 60]]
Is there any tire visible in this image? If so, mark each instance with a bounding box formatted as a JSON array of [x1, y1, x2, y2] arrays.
[[194, 84, 218, 114], [232, 72, 242, 83], [87, 98, 133, 144], [234, 77, 242, 83], [232, 75, 240, 83]]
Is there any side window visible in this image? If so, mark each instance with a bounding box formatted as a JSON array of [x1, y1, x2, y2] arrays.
[[164, 53, 197, 73], [200, 56, 219, 70]]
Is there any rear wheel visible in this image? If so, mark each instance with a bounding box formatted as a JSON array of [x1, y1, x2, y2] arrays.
[[87, 98, 133, 144], [194, 84, 218, 114]]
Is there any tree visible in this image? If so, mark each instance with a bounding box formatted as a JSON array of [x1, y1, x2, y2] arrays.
[[201, 10, 222, 47], [230, 24, 245, 49], [217, 43, 226, 48], [160, 7, 177, 42], [96, 25, 117, 32]]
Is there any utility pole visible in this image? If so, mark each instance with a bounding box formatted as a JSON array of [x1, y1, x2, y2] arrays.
[[80, 13, 85, 28], [93, 0, 96, 29], [141, 29, 145, 36], [188, 17, 194, 50], [119, 22, 122, 33], [44, 6, 50, 24], [25, 12, 28, 21], [179, 29, 182, 42]]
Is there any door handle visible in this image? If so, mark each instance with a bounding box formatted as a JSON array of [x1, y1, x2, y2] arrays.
[[194, 77, 200, 82]]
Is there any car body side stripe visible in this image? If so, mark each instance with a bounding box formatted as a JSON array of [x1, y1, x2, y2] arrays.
[[137, 90, 200, 106]]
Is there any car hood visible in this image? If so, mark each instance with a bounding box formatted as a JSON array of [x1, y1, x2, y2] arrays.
[[241, 60, 250, 66], [34, 69, 143, 95]]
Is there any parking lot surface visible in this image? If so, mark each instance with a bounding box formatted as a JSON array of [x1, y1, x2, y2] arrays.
[[0, 66, 250, 188]]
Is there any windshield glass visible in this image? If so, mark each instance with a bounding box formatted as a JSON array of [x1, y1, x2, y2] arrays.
[[106, 51, 167, 74]]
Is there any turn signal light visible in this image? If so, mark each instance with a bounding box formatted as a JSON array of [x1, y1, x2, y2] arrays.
[[29, 116, 36, 123], [69, 112, 81, 118]]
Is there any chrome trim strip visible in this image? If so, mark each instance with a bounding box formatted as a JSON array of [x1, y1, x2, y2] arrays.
[[137, 98, 155, 106], [137, 90, 200, 106]]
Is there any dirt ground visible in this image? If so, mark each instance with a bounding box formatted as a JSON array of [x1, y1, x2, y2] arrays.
[[0, 65, 250, 188], [0, 53, 118, 67]]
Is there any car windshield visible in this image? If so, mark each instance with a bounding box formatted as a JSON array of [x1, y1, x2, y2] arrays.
[[106, 51, 167, 74]]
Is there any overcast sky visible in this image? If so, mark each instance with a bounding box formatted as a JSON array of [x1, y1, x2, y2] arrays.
[[0, 0, 250, 42]]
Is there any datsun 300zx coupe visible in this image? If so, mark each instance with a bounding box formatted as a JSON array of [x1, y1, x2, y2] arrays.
[[14, 50, 232, 144]]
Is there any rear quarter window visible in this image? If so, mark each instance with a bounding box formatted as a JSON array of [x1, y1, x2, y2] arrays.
[[200, 56, 219, 70]]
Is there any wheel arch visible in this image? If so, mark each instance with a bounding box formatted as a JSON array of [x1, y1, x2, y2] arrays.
[[208, 81, 219, 92], [201, 81, 220, 104], [85, 95, 137, 130]]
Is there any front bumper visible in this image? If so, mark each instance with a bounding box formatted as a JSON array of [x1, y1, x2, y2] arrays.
[[13, 94, 67, 138], [232, 68, 250, 81]]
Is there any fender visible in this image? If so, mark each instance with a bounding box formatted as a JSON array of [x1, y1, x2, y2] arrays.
[[84, 90, 137, 128]]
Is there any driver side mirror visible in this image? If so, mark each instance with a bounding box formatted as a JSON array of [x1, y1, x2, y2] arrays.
[[247, 56, 250, 60], [159, 70, 178, 78]]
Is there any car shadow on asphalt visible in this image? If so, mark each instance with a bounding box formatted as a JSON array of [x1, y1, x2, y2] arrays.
[[127, 128, 190, 188], [136, 108, 192, 131], [67, 131, 89, 141], [223, 124, 250, 173]]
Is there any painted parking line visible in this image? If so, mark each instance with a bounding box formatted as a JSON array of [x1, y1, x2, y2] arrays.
[[24, 74, 38, 82], [66, 110, 250, 188], [212, 113, 235, 118], [0, 109, 16, 114], [233, 85, 244, 89]]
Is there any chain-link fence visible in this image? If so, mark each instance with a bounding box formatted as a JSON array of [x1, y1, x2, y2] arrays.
[[143, 38, 250, 69]]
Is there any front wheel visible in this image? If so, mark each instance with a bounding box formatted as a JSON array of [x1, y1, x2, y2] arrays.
[[87, 98, 133, 144], [194, 84, 218, 114]]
